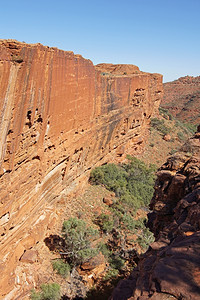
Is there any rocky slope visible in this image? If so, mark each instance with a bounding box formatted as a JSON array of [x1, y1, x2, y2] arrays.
[[162, 76, 200, 124], [111, 128, 200, 299], [0, 40, 163, 298]]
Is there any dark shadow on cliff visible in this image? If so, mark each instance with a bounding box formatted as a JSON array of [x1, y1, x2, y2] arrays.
[[44, 234, 66, 252], [111, 232, 200, 299]]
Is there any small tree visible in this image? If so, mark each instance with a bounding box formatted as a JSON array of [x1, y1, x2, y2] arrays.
[[95, 213, 114, 233], [52, 259, 71, 277], [61, 217, 98, 266], [31, 283, 60, 300]]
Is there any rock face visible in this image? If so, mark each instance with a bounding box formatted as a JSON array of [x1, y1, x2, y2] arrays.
[[111, 130, 200, 300], [162, 76, 200, 124], [0, 39, 163, 298]]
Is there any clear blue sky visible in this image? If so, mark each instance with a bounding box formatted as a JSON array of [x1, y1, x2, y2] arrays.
[[1, 0, 200, 82]]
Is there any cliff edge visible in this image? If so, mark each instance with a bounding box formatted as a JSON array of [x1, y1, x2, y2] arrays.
[[111, 128, 200, 300]]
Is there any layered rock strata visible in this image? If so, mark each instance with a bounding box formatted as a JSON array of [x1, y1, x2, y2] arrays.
[[111, 130, 200, 300], [0, 39, 162, 298]]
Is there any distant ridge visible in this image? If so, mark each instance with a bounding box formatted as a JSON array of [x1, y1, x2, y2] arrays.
[[162, 75, 200, 124]]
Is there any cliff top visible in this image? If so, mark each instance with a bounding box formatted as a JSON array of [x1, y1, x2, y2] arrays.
[[95, 63, 140, 75], [0, 40, 162, 80]]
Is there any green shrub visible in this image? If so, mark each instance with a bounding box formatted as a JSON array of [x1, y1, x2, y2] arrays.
[[31, 283, 60, 300], [52, 259, 71, 277], [177, 131, 185, 141], [103, 268, 119, 281], [95, 213, 114, 233], [136, 227, 154, 251], [175, 120, 196, 135], [121, 213, 136, 230], [170, 148, 178, 155], [109, 254, 125, 271], [90, 157, 156, 210], [159, 107, 173, 120], [62, 217, 98, 266], [98, 242, 112, 258], [150, 118, 171, 135]]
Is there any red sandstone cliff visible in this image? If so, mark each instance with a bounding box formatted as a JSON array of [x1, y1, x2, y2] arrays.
[[162, 76, 200, 124], [0, 40, 162, 298], [111, 130, 200, 300]]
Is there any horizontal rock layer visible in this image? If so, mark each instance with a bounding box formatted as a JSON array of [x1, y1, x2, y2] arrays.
[[111, 131, 200, 300], [0, 39, 163, 298]]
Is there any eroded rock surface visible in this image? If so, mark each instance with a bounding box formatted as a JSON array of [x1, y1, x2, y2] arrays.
[[111, 130, 200, 299], [162, 76, 200, 124], [0, 39, 162, 298]]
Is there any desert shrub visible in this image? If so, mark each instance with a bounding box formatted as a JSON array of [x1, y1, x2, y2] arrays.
[[109, 254, 125, 271], [177, 131, 185, 141], [170, 148, 178, 155], [159, 107, 173, 120], [90, 157, 156, 210], [103, 268, 119, 281], [121, 213, 136, 230], [150, 118, 171, 135], [31, 283, 60, 300], [90, 163, 127, 194], [95, 213, 114, 233], [98, 242, 112, 258], [62, 217, 98, 266], [175, 120, 196, 135], [52, 259, 71, 277], [136, 227, 154, 251]]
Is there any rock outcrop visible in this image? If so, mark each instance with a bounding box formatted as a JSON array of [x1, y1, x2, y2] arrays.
[[111, 129, 200, 299], [162, 76, 200, 124], [0, 39, 163, 298]]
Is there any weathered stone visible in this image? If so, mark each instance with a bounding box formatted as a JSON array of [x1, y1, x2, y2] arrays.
[[0, 39, 163, 298], [103, 196, 113, 206], [163, 134, 171, 141], [20, 250, 38, 263]]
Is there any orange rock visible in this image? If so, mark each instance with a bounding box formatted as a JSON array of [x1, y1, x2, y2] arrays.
[[20, 250, 38, 263], [163, 134, 171, 141], [0, 39, 163, 298], [103, 196, 113, 206]]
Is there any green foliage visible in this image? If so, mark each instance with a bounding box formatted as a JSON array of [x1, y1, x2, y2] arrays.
[[159, 107, 173, 120], [175, 120, 196, 135], [177, 131, 185, 141], [30, 283, 60, 300], [102, 254, 125, 281], [62, 217, 98, 266], [121, 213, 136, 230], [103, 268, 119, 281], [109, 254, 125, 271], [170, 148, 178, 155], [90, 157, 156, 210], [136, 227, 154, 251], [150, 117, 171, 135], [52, 259, 71, 277], [95, 213, 114, 233], [98, 242, 112, 258]]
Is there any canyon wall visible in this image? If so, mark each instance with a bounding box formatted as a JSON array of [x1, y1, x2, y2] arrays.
[[0, 40, 163, 298]]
